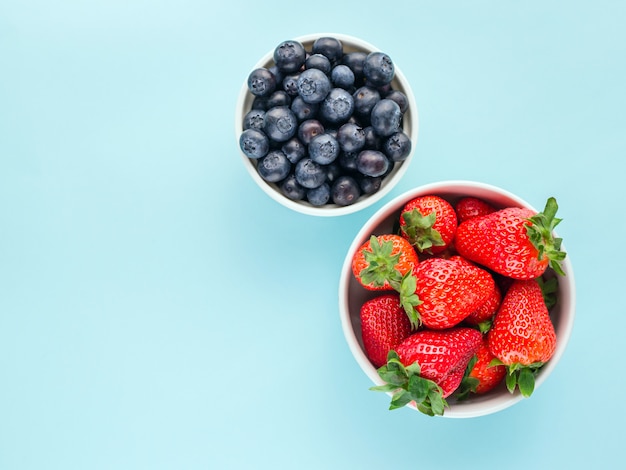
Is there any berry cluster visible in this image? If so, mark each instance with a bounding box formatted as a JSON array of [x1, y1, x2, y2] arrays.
[[239, 36, 412, 207], [352, 194, 566, 415]]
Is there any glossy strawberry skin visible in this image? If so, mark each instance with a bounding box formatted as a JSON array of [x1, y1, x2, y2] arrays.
[[464, 282, 502, 327], [396, 328, 482, 398], [399, 195, 458, 254], [360, 294, 413, 368], [352, 234, 420, 291], [469, 337, 506, 394], [487, 279, 557, 366], [455, 207, 549, 280], [414, 257, 494, 329], [455, 197, 496, 222]]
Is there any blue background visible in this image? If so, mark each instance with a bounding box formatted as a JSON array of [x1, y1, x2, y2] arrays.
[[2, 1, 624, 468]]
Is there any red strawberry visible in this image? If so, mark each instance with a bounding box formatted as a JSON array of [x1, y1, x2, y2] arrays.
[[487, 278, 557, 397], [455, 197, 566, 279], [413, 257, 494, 329], [464, 282, 501, 330], [370, 328, 482, 416], [399, 195, 457, 254], [456, 335, 507, 399], [352, 234, 419, 292], [360, 294, 413, 368], [455, 196, 496, 222]]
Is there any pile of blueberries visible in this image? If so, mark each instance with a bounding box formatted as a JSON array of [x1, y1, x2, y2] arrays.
[[239, 36, 412, 207]]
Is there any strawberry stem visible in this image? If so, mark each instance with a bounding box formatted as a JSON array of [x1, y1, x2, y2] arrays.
[[525, 197, 567, 276]]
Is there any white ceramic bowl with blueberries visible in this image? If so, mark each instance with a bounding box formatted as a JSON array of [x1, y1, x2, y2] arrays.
[[338, 180, 576, 418], [236, 33, 418, 216]]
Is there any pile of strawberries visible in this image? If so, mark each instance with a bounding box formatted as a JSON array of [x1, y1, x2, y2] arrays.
[[351, 194, 567, 416]]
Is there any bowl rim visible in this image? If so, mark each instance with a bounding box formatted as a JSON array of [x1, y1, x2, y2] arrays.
[[235, 32, 419, 217], [338, 180, 576, 418]]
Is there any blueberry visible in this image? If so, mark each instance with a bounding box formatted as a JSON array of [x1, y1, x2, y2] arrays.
[[239, 128, 269, 159], [363, 126, 382, 149], [295, 158, 327, 189], [384, 89, 409, 113], [291, 95, 319, 121], [307, 182, 331, 206], [312, 37, 343, 64], [297, 119, 324, 145], [353, 86, 381, 119], [325, 161, 342, 182], [331, 175, 361, 206], [331, 64, 355, 89], [297, 68, 331, 104], [263, 105, 298, 142], [338, 150, 359, 171], [356, 149, 389, 177], [320, 88, 354, 125], [363, 52, 394, 87], [247, 68, 277, 97], [336, 122, 365, 152], [359, 175, 382, 195], [243, 109, 265, 130], [281, 137, 307, 164], [282, 74, 300, 96], [280, 174, 306, 200], [370, 99, 401, 137], [266, 90, 291, 108], [383, 131, 412, 162], [273, 40, 306, 73], [305, 54, 332, 74], [342, 51, 368, 82], [257, 150, 291, 182], [308, 133, 340, 165]]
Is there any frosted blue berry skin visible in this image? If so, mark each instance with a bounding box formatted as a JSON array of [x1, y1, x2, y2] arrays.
[[297, 119, 324, 145], [363, 51, 394, 87], [263, 106, 298, 143], [295, 158, 327, 189], [248, 68, 277, 97], [239, 128, 269, 159], [383, 131, 412, 162], [312, 37, 343, 64], [336, 122, 365, 153], [281, 137, 307, 164], [306, 182, 331, 206], [308, 133, 340, 165], [370, 99, 402, 137], [273, 40, 306, 73], [243, 109, 265, 131], [320, 88, 354, 125], [297, 68, 332, 104], [331, 64, 355, 89], [258, 150, 291, 182], [306, 54, 332, 74]]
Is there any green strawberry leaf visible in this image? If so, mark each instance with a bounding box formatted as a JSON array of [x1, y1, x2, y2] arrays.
[[454, 355, 479, 401], [526, 197, 567, 276], [537, 275, 559, 310], [400, 209, 445, 254], [397, 271, 423, 329], [370, 350, 447, 416], [517, 367, 536, 398], [359, 236, 404, 288]]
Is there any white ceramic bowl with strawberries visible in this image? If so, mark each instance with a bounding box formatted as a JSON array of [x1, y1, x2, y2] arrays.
[[235, 33, 418, 216], [338, 180, 576, 418]]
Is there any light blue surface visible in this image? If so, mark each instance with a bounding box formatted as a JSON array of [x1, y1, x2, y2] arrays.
[[1, 1, 624, 468]]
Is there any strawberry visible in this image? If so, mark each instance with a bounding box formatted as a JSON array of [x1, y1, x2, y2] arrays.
[[456, 335, 507, 399], [454, 197, 566, 279], [464, 282, 501, 331], [487, 278, 557, 397], [360, 294, 413, 368], [413, 257, 494, 329], [399, 195, 457, 254], [352, 234, 420, 292], [455, 196, 496, 222], [370, 328, 482, 416]]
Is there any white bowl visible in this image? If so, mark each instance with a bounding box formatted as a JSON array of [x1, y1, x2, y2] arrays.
[[235, 33, 418, 217], [338, 180, 576, 418]]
